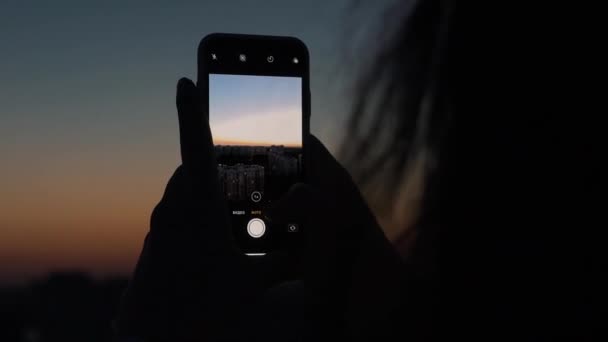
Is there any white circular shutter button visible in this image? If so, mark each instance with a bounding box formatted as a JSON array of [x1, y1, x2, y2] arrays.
[[247, 218, 266, 238]]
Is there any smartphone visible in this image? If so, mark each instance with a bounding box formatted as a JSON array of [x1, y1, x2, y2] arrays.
[[197, 33, 310, 255]]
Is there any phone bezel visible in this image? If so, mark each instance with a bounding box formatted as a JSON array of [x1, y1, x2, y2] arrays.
[[197, 33, 310, 254]]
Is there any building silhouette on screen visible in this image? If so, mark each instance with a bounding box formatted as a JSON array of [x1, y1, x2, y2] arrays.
[[215, 145, 299, 201], [218, 164, 264, 201]]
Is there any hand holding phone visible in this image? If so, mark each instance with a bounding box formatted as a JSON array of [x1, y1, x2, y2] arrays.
[[117, 34, 313, 340]]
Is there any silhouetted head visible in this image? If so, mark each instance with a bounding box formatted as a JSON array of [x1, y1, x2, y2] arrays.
[[344, 0, 594, 338]]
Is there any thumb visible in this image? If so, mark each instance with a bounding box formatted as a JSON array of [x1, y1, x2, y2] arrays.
[[266, 183, 325, 224], [176, 77, 217, 181]]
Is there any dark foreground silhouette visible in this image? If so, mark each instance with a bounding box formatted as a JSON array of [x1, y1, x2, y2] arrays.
[[0, 273, 127, 342]]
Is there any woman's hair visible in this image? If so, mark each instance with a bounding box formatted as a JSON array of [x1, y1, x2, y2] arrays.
[[341, 0, 454, 246], [343, 1, 596, 338]]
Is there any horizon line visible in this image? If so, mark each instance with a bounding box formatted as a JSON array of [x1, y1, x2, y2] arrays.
[[213, 138, 302, 148]]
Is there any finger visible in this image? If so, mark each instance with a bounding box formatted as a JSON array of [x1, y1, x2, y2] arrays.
[[307, 134, 375, 218], [266, 183, 323, 224], [268, 180, 373, 241], [306, 135, 361, 198], [150, 166, 188, 235], [176, 77, 217, 181], [267, 184, 343, 285], [151, 164, 228, 238], [306, 134, 346, 186], [159, 165, 187, 205]]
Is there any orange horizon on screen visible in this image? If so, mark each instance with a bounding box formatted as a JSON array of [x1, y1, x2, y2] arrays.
[[212, 138, 302, 147]]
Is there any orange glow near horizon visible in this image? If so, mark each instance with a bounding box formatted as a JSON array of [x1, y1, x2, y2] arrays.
[[0, 146, 176, 285], [212, 138, 302, 148], [210, 108, 302, 147]]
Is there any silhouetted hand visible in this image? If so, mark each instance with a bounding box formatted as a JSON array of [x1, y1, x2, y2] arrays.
[[115, 77, 405, 340], [269, 136, 408, 340], [115, 78, 286, 341]]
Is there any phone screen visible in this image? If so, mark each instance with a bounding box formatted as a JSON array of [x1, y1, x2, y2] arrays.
[[209, 73, 302, 252]]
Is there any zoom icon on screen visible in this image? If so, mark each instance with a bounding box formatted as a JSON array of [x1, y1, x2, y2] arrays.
[[251, 191, 262, 203]]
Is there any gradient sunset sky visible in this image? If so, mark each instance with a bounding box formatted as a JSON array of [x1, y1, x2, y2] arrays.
[[210, 74, 301, 147], [0, 0, 390, 284]]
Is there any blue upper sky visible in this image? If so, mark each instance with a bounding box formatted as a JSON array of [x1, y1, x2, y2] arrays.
[[210, 74, 301, 124], [210, 74, 302, 145]]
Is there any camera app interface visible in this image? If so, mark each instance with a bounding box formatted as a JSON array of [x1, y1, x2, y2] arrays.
[[209, 74, 302, 245]]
